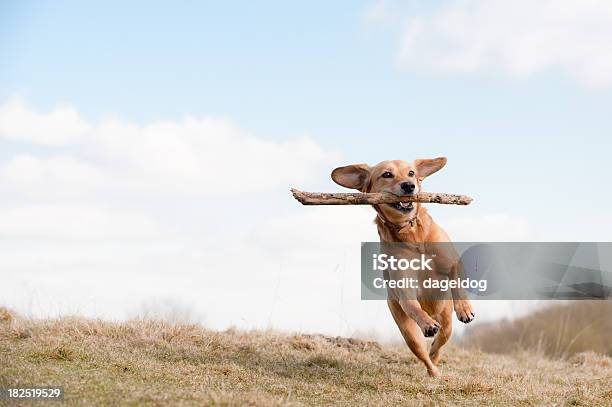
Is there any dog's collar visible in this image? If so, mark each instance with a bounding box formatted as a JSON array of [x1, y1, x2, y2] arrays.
[[376, 213, 426, 253], [377, 213, 419, 231]]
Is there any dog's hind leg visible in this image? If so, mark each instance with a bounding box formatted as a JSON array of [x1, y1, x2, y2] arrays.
[[387, 299, 440, 377], [429, 302, 453, 365]]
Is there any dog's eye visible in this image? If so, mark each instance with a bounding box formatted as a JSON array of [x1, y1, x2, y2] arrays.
[[381, 171, 393, 178], [408, 170, 415, 177]]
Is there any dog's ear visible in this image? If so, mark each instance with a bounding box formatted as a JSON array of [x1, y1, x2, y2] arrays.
[[414, 157, 447, 179], [331, 164, 370, 191]]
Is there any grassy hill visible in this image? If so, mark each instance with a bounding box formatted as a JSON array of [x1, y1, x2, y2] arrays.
[[1, 307, 611, 406], [462, 301, 612, 358]]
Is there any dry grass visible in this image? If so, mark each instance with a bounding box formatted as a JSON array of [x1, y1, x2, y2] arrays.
[[1, 307, 611, 406], [463, 302, 612, 359]]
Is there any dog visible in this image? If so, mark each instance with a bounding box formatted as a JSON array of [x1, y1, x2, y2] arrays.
[[331, 157, 474, 377]]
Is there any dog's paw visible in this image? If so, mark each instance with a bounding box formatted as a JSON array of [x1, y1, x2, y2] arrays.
[[422, 320, 441, 337], [427, 366, 441, 378], [454, 299, 475, 324]]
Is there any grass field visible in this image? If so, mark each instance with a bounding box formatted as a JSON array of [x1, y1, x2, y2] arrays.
[[1, 307, 611, 406]]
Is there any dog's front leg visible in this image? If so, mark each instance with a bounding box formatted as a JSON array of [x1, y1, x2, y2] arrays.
[[397, 299, 441, 337], [450, 262, 475, 323]]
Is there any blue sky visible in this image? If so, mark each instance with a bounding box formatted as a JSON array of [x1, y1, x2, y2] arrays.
[[1, 0, 612, 335]]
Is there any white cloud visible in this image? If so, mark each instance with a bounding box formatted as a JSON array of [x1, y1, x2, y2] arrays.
[[0, 98, 91, 145], [0, 205, 160, 239], [444, 214, 533, 241], [249, 206, 378, 254], [0, 154, 109, 200], [369, 0, 612, 87], [0, 100, 337, 199]]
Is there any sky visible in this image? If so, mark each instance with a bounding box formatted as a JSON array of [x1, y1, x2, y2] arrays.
[[1, 0, 612, 340]]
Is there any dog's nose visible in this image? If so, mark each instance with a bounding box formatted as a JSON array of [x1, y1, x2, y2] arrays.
[[400, 182, 415, 194]]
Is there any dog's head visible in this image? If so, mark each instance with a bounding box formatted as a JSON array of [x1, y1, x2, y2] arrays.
[[331, 158, 447, 223]]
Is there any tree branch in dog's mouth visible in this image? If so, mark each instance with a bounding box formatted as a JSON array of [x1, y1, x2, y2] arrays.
[[290, 189, 473, 206]]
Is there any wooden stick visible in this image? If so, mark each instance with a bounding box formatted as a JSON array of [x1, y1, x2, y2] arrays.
[[291, 188, 472, 206]]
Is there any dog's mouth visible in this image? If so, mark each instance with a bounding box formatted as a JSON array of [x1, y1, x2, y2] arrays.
[[389, 202, 414, 213]]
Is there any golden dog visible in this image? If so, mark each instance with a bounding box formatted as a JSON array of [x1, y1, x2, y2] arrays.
[[331, 157, 474, 377]]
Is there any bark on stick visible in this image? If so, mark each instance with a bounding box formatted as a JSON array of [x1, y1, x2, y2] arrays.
[[290, 188, 472, 206]]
